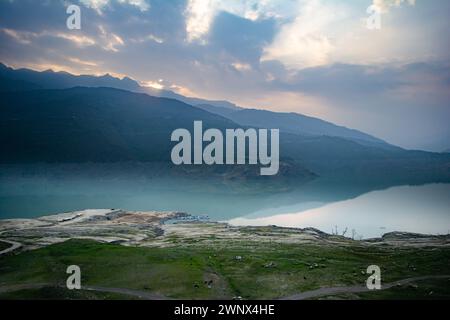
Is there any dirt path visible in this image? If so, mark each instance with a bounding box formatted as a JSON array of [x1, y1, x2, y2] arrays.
[[83, 285, 170, 300], [0, 275, 449, 300], [279, 275, 450, 300], [0, 239, 22, 255], [0, 283, 169, 300]]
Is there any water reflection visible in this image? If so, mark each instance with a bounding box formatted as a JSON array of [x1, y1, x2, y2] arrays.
[[228, 184, 450, 238], [1, 165, 449, 238], [0, 174, 419, 220]]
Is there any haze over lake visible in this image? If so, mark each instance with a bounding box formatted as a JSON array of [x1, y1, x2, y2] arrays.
[[228, 184, 450, 239], [1, 170, 448, 239]]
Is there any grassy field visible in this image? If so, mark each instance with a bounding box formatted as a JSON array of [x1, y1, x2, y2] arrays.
[[0, 286, 138, 300], [318, 278, 450, 300], [0, 239, 449, 299]]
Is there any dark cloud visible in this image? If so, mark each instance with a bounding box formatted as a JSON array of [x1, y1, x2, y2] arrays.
[[0, 0, 449, 151], [267, 62, 450, 98], [208, 11, 276, 66]]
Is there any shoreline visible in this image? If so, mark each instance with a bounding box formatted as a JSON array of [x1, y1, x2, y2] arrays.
[[1, 209, 449, 254], [1, 209, 449, 300]]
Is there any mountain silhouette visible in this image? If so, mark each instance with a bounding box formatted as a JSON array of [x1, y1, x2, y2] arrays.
[[0, 63, 395, 148], [1, 64, 450, 188]]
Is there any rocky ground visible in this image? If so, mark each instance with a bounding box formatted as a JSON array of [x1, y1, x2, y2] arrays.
[[1, 209, 450, 254], [1, 209, 449, 300]]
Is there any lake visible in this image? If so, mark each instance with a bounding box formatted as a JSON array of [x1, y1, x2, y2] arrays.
[[1, 168, 449, 238], [227, 183, 450, 239]]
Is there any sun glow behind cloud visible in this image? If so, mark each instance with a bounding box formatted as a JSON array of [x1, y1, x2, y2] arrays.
[[261, 0, 342, 69], [0, 0, 448, 151], [184, 0, 282, 43], [141, 79, 164, 90], [184, 0, 423, 70], [260, 0, 421, 69]]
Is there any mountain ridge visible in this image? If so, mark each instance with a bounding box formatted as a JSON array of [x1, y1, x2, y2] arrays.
[[1, 85, 449, 185], [0, 62, 391, 149]]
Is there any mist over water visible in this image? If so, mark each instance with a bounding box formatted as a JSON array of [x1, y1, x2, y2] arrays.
[[1, 165, 449, 238], [228, 184, 450, 239]]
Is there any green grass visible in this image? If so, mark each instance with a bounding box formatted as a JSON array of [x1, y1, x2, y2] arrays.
[[317, 278, 450, 300], [0, 239, 449, 299], [0, 286, 140, 300]]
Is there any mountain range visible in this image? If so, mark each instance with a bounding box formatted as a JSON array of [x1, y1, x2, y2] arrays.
[[0, 63, 389, 147], [1, 63, 449, 190]]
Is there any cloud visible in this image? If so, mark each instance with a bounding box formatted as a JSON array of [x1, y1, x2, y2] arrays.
[[261, 0, 348, 69], [0, 0, 449, 151], [141, 79, 164, 90], [270, 62, 450, 99], [264, 62, 450, 151], [231, 62, 252, 72], [54, 32, 97, 47], [67, 57, 99, 67], [169, 84, 198, 97], [1, 28, 32, 45], [184, 0, 280, 43], [98, 25, 124, 52], [372, 0, 416, 13], [130, 33, 164, 44], [80, 0, 150, 12], [80, 0, 109, 11], [1, 28, 96, 47], [1, 24, 125, 53], [260, 0, 438, 70], [185, 0, 216, 43], [119, 0, 150, 11]]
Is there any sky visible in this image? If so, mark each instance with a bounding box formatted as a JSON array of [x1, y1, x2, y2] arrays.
[[0, 0, 449, 151]]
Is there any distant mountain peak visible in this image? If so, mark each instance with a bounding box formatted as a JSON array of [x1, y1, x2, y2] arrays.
[[0, 62, 392, 148], [101, 73, 114, 79]]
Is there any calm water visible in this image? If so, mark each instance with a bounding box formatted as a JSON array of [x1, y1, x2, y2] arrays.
[[228, 184, 450, 238], [1, 171, 449, 238]]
